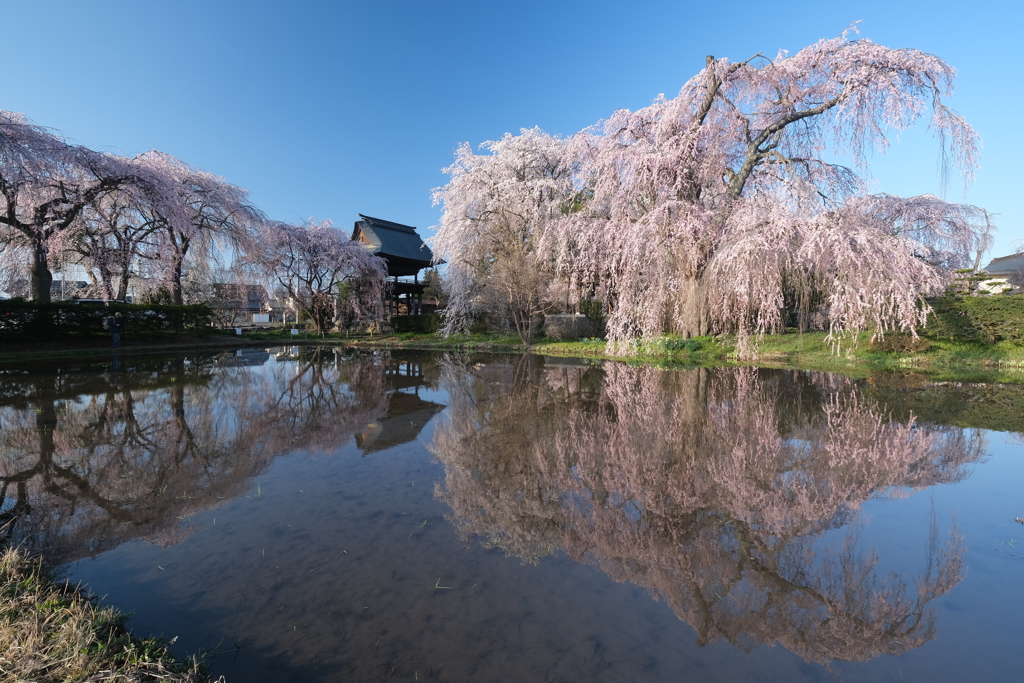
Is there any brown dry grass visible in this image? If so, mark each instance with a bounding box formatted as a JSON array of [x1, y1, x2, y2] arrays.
[[0, 547, 212, 683]]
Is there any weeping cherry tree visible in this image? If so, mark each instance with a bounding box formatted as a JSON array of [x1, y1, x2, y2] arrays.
[[243, 218, 387, 333], [551, 29, 991, 347], [432, 128, 573, 343], [434, 31, 993, 351], [0, 112, 187, 302], [132, 151, 264, 305]]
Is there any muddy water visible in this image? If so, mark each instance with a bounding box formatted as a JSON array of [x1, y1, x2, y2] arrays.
[[1, 349, 1022, 682]]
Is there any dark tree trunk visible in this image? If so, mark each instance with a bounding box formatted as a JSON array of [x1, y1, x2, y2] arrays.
[[510, 300, 537, 345], [116, 243, 132, 301], [171, 259, 184, 306], [116, 272, 130, 302], [30, 240, 53, 303]]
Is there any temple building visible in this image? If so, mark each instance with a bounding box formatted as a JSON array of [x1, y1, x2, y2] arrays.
[[352, 214, 435, 315], [979, 253, 1024, 294]]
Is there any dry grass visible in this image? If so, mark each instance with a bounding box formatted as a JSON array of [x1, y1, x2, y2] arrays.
[[0, 547, 212, 683]]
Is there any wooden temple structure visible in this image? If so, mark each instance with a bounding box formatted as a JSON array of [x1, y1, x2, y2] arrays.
[[352, 214, 436, 316]]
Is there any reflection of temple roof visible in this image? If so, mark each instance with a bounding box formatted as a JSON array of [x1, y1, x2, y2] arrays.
[[355, 390, 445, 454]]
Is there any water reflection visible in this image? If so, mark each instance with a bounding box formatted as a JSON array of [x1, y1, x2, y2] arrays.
[[431, 357, 986, 664], [2, 350, 1013, 679], [0, 348, 437, 563], [357, 358, 445, 454]]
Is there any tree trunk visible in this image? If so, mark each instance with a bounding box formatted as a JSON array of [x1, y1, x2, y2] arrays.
[[116, 243, 132, 301], [171, 259, 184, 306], [674, 275, 710, 338], [510, 296, 537, 345], [30, 240, 53, 303], [116, 271, 130, 302]]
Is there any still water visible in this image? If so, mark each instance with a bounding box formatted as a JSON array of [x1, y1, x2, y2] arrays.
[[1, 348, 1021, 682]]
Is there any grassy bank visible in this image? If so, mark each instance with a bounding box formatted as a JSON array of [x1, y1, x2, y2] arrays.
[[336, 329, 1024, 380], [0, 547, 211, 682]]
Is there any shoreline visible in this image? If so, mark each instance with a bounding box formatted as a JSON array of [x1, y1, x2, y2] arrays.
[[2, 329, 1024, 383]]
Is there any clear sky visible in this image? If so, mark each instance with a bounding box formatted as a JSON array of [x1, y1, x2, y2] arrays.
[[3, 0, 1021, 259]]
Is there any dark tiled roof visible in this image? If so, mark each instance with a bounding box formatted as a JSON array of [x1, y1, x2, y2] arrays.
[[982, 253, 1024, 275], [353, 214, 434, 267], [359, 214, 419, 234]]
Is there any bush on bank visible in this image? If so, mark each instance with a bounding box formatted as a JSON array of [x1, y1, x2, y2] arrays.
[[927, 293, 1024, 345], [0, 300, 212, 342], [389, 313, 443, 334], [0, 547, 211, 682]]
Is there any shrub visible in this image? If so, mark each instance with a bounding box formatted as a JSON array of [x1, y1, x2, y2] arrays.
[[390, 314, 443, 334], [870, 333, 932, 353], [578, 296, 606, 335], [646, 336, 703, 354], [926, 294, 1024, 345], [0, 300, 212, 342]]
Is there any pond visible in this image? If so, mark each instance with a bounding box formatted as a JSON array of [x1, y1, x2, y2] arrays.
[[1, 348, 1022, 682]]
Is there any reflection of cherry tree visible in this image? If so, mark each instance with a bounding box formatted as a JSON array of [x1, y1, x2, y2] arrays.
[[0, 351, 387, 563], [247, 347, 389, 453], [432, 359, 983, 664]]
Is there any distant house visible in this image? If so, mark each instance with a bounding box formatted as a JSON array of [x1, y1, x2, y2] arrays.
[[210, 284, 270, 324], [352, 214, 438, 316], [50, 280, 91, 301], [979, 253, 1024, 294]]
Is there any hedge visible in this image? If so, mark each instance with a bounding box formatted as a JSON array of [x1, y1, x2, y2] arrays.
[[926, 294, 1024, 345], [390, 313, 443, 334], [0, 300, 212, 342]]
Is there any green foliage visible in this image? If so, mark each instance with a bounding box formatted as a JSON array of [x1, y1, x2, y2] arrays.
[[647, 336, 703, 354], [869, 333, 932, 353], [578, 296, 605, 334], [422, 268, 448, 308], [0, 300, 212, 342], [390, 314, 443, 334], [946, 268, 1014, 297], [927, 293, 1024, 345]]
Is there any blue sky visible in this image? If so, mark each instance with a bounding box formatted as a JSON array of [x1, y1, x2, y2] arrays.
[[3, 0, 1021, 258]]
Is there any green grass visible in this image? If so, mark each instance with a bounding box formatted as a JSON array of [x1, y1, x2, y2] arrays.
[[746, 330, 1024, 379], [339, 328, 1024, 382]]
